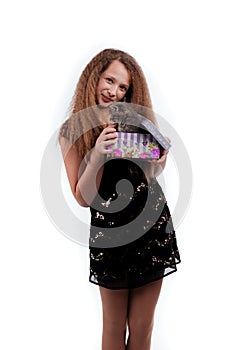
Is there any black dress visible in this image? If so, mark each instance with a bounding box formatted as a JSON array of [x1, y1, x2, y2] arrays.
[[89, 158, 181, 290]]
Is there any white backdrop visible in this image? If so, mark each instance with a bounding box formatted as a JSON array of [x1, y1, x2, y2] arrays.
[[1, 0, 232, 349]]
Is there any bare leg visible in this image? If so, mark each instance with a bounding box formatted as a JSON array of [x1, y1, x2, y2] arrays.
[[126, 279, 163, 350], [99, 286, 129, 350]]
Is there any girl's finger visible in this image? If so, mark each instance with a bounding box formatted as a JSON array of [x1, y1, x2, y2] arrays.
[[157, 154, 167, 164], [102, 126, 116, 134], [103, 139, 118, 147]]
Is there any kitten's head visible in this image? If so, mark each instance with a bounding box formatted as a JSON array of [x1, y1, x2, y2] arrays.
[[109, 103, 141, 132]]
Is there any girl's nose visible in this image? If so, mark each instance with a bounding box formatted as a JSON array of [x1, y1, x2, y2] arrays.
[[108, 85, 117, 96]]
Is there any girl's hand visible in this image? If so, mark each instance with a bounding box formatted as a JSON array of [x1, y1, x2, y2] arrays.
[[148, 137, 171, 176], [95, 124, 118, 153], [156, 149, 169, 165], [89, 124, 117, 165], [156, 136, 170, 165]]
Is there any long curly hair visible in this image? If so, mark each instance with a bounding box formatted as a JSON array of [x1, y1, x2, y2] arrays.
[[59, 48, 157, 157]]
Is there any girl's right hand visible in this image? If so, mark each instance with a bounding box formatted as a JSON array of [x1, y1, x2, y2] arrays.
[[89, 124, 117, 165]]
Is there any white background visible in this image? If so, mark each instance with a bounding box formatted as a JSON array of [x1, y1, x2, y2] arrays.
[[1, 0, 232, 349]]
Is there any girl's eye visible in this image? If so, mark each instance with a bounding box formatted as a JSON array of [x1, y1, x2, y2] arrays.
[[106, 77, 113, 83], [120, 86, 127, 92]]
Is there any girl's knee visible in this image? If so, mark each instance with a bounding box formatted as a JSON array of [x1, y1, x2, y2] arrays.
[[103, 316, 127, 336], [128, 317, 154, 338]]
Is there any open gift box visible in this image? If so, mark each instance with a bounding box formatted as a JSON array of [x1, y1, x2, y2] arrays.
[[107, 132, 162, 159]]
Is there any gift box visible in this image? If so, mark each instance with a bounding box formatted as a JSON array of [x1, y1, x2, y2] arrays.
[[107, 132, 161, 159]]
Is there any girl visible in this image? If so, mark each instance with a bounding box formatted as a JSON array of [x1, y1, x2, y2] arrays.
[[59, 48, 180, 350]]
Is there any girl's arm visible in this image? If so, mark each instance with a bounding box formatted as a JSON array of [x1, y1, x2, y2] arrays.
[[59, 125, 117, 207]]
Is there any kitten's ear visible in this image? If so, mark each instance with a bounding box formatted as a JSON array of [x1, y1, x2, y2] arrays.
[[109, 103, 119, 113]]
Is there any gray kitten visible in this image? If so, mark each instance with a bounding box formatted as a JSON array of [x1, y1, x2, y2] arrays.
[[109, 102, 146, 133]]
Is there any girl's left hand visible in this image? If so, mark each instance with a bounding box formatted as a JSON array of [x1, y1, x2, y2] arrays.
[[148, 136, 171, 176], [157, 136, 170, 165], [156, 149, 169, 164]]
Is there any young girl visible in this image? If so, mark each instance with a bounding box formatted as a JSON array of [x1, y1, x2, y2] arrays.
[[59, 48, 180, 350]]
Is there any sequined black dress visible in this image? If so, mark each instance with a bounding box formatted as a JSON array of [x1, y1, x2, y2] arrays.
[[89, 158, 180, 290]]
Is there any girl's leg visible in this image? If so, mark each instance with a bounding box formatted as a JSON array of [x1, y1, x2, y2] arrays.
[[126, 279, 163, 350], [99, 286, 129, 350]]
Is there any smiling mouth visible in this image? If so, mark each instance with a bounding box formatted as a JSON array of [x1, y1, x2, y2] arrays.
[[102, 95, 113, 103]]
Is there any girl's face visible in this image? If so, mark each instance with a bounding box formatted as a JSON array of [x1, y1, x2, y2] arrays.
[[96, 60, 131, 107]]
